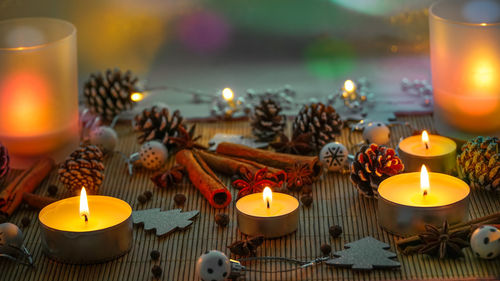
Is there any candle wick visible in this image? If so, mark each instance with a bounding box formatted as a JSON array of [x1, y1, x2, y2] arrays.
[[423, 190, 428, 196], [425, 143, 429, 149], [267, 200, 270, 209], [83, 214, 88, 222]]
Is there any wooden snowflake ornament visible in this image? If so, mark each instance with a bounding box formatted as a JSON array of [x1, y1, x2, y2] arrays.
[[132, 208, 199, 237], [326, 236, 400, 270]]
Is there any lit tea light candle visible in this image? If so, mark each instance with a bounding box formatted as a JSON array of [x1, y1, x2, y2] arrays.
[[39, 187, 133, 264], [378, 165, 470, 236], [236, 187, 299, 238], [397, 130, 457, 174]]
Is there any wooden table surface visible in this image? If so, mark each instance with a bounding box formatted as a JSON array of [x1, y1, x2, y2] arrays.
[[1, 115, 499, 281]]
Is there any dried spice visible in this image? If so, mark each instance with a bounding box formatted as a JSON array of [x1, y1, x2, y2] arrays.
[[286, 162, 315, 191], [144, 191, 153, 200], [150, 250, 160, 261], [418, 221, 469, 259], [329, 225, 343, 238], [137, 194, 147, 204], [151, 265, 163, 278], [232, 167, 285, 200], [270, 133, 314, 155], [21, 217, 31, 227], [151, 165, 185, 189], [47, 185, 58, 196], [321, 244, 332, 256], [228, 236, 264, 257], [300, 195, 313, 207], [169, 125, 207, 151], [174, 194, 187, 205], [215, 213, 229, 227]]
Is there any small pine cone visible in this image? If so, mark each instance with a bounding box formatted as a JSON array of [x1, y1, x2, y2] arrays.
[[292, 103, 343, 151], [250, 99, 286, 141], [83, 69, 139, 121], [350, 144, 404, 197], [457, 136, 499, 191], [0, 143, 10, 181], [133, 106, 184, 149], [58, 145, 105, 194]]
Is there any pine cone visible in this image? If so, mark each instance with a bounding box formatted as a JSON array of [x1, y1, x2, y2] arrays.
[[457, 136, 499, 191], [0, 143, 9, 181], [133, 106, 184, 149], [250, 99, 286, 141], [58, 145, 105, 194], [292, 103, 343, 151], [350, 143, 404, 197], [83, 69, 139, 121]]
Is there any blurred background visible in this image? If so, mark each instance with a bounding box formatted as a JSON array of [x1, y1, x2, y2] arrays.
[[0, 0, 435, 118]]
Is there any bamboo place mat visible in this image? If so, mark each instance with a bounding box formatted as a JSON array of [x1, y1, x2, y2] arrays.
[[1, 115, 499, 281]]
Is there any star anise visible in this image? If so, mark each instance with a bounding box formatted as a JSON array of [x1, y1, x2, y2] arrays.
[[151, 165, 185, 189], [233, 167, 286, 199], [418, 221, 470, 259], [270, 133, 314, 155], [169, 124, 207, 151], [228, 236, 264, 257], [286, 162, 315, 191]]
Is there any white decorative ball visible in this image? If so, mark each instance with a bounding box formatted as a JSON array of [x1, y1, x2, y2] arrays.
[[89, 126, 118, 154], [362, 122, 391, 145], [319, 142, 348, 172], [470, 225, 500, 259], [139, 141, 168, 170], [196, 250, 231, 281]]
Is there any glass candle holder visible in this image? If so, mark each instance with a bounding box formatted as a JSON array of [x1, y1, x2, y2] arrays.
[[0, 18, 79, 168], [429, 0, 500, 138]]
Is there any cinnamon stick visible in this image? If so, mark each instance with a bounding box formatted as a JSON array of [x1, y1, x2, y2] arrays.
[[0, 158, 55, 216], [396, 212, 500, 253], [176, 149, 231, 208], [216, 142, 323, 178], [22, 192, 57, 209], [196, 150, 286, 182]]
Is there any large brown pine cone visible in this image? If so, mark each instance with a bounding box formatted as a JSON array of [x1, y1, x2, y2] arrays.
[[83, 68, 139, 121], [250, 99, 286, 141], [0, 143, 9, 181], [457, 136, 499, 191], [350, 143, 404, 197], [292, 103, 343, 151], [133, 106, 185, 149], [58, 145, 105, 194]]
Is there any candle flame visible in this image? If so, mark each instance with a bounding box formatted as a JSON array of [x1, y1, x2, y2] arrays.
[[80, 187, 90, 222], [222, 88, 234, 101], [422, 130, 429, 149], [344, 80, 356, 93], [130, 92, 144, 102], [420, 165, 430, 196], [263, 187, 272, 209]]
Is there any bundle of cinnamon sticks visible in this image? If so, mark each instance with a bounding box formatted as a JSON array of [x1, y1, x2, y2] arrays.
[[175, 142, 322, 209], [0, 158, 55, 216]]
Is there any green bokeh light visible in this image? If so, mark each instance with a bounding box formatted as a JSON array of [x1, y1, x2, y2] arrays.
[[304, 38, 356, 78]]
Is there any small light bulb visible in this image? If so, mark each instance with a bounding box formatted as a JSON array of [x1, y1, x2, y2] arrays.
[[344, 80, 356, 93], [130, 92, 144, 102], [222, 88, 234, 101]]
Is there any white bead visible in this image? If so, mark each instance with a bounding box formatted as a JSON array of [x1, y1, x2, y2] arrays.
[[470, 225, 500, 259], [362, 122, 391, 145], [89, 126, 118, 153], [139, 141, 168, 170], [196, 250, 231, 281], [319, 142, 348, 172], [0, 223, 25, 257]]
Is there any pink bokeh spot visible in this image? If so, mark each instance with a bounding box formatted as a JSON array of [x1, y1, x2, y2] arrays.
[[178, 10, 230, 54]]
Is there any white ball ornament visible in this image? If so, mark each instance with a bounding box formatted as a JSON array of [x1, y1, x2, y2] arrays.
[[196, 250, 231, 281], [319, 142, 348, 172], [139, 141, 169, 170], [362, 122, 391, 145], [89, 126, 118, 154], [0, 222, 32, 265], [470, 225, 500, 259]]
